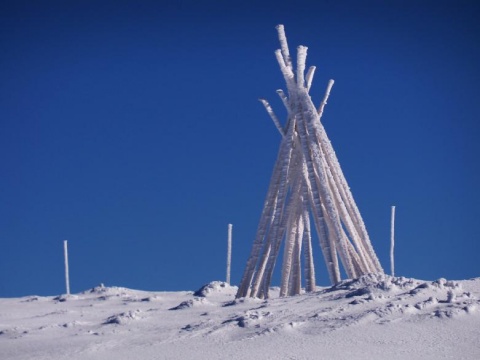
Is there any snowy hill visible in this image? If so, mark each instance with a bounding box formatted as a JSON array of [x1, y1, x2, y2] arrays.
[[1, 275, 479, 360]]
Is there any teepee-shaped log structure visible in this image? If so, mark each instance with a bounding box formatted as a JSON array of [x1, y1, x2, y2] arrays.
[[236, 25, 383, 299]]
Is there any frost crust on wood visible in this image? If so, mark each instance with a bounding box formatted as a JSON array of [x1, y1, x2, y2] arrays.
[[236, 25, 384, 299]]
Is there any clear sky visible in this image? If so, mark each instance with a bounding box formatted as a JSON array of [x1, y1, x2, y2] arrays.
[[1, 0, 479, 297]]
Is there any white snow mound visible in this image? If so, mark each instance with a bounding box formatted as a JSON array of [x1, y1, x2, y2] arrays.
[[193, 281, 238, 297], [1, 276, 479, 360]]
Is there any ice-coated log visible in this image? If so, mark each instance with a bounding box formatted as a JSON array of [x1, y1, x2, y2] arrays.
[[276, 89, 290, 111], [279, 176, 303, 297], [296, 91, 351, 280], [291, 127, 339, 284], [236, 135, 289, 298], [305, 66, 316, 92], [257, 143, 301, 298], [275, 49, 294, 83], [314, 121, 383, 273], [300, 89, 356, 279], [301, 196, 315, 292], [296, 46, 308, 89], [259, 98, 285, 137], [319, 146, 372, 273], [318, 79, 334, 116], [247, 121, 297, 298], [276, 24, 292, 70]]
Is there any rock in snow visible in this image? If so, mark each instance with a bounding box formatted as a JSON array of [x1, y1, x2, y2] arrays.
[[0, 276, 479, 360]]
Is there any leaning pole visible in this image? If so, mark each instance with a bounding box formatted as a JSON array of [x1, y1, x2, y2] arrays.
[[236, 25, 383, 299]]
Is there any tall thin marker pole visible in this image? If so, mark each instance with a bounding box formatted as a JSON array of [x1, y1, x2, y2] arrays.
[[64, 240, 70, 295], [390, 206, 396, 277], [226, 224, 232, 285]]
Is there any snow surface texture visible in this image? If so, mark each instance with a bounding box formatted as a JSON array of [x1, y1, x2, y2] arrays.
[[1, 276, 479, 360]]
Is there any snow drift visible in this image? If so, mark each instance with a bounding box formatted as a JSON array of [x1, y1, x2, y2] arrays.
[[1, 275, 479, 360]]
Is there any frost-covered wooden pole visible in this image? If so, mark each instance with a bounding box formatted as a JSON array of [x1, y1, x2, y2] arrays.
[[226, 224, 233, 285], [259, 99, 285, 137], [63, 240, 70, 295], [390, 206, 396, 277]]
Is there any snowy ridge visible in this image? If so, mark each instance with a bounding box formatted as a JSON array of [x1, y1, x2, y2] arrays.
[[1, 276, 479, 359]]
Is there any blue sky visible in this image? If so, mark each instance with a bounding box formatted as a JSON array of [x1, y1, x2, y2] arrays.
[[1, 0, 479, 297]]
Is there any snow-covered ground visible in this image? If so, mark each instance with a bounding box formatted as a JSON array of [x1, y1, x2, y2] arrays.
[[1, 274, 479, 360]]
